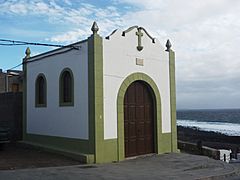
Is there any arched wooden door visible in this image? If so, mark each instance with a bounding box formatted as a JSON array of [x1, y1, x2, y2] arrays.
[[124, 81, 155, 157]]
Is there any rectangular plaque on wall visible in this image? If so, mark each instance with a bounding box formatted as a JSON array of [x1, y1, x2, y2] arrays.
[[136, 58, 144, 66]]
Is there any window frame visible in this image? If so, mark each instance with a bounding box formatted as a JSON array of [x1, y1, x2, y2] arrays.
[[59, 68, 74, 107], [35, 73, 47, 107]]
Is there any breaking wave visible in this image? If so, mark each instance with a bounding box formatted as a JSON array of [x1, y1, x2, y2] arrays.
[[177, 119, 240, 136]]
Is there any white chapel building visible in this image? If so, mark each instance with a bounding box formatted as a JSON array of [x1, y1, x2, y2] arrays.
[[22, 22, 178, 163]]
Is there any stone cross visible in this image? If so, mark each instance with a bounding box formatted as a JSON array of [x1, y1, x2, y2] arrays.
[[136, 28, 143, 51]]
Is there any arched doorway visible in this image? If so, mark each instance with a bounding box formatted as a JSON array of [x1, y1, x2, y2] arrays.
[[124, 80, 155, 157]]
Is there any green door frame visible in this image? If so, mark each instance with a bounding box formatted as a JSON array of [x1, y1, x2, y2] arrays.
[[117, 72, 162, 161]]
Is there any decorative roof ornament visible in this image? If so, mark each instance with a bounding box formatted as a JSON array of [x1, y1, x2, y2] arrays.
[[166, 39, 172, 52], [106, 29, 118, 39], [122, 26, 155, 43], [136, 28, 143, 51], [121, 26, 156, 51], [91, 21, 99, 34], [25, 47, 31, 58]]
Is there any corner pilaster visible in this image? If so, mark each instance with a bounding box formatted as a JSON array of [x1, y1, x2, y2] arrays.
[[166, 40, 178, 152], [88, 22, 104, 163], [22, 47, 31, 140]]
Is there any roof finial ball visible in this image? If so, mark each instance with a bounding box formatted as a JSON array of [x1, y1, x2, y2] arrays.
[[165, 39, 172, 52], [91, 21, 99, 34], [25, 47, 31, 58]]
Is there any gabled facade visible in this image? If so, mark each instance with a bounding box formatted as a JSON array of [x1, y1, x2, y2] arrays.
[[22, 22, 178, 163]]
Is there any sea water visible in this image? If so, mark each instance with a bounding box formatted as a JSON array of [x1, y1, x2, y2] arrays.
[[177, 109, 240, 136]]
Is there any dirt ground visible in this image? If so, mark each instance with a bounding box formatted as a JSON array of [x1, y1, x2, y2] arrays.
[[0, 143, 82, 170]]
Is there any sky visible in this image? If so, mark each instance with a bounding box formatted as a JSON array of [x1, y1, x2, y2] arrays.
[[0, 0, 240, 109]]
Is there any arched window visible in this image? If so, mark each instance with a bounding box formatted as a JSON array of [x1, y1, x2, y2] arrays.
[[59, 68, 74, 106], [35, 74, 47, 107]]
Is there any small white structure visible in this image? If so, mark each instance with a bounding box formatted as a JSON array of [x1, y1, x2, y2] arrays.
[[22, 22, 178, 163], [219, 149, 232, 163], [237, 153, 240, 160]]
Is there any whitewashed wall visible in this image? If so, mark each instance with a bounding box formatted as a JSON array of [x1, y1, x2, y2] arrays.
[[26, 41, 89, 139], [103, 29, 171, 139]]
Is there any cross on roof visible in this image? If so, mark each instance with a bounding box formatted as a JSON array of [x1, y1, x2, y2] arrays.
[[136, 28, 143, 51]]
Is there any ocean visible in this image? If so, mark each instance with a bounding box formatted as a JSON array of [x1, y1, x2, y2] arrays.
[[177, 109, 240, 136]]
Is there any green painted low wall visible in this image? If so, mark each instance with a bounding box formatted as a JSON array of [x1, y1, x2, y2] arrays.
[[24, 133, 94, 163]]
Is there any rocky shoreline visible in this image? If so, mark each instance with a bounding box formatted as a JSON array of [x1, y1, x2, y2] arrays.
[[177, 126, 240, 156]]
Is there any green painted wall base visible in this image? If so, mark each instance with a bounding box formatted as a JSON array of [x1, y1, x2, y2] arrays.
[[159, 133, 175, 153], [23, 133, 94, 163], [99, 133, 177, 163], [23, 133, 177, 164], [101, 139, 118, 163]]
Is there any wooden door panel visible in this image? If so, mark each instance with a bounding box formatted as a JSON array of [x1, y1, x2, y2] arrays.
[[124, 81, 154, 157], [137, 137, 145, 155], [129, 139, 137, 156], [129, 122, 136, 138], [144, 105, 151, 119], [136, 106, 144, 120], [145, 137, 154, 153], [124, 106, 128, 120], [136, 82, 144, 104], [129, 106, 135, 121], [145, 123, 153, 136]]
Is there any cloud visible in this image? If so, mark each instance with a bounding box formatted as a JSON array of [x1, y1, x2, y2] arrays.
[[1, 0, 240, 108], [62, 0, 72, 6], [0, 0, 126, 43], [116, 0, 240, 109], [47, 29, 88, 43]]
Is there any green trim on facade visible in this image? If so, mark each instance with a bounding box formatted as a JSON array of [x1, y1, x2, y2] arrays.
[[169, 50, 178, 152], [22, 57, 27, 140], [24, 133, 94, 163], [117, 72, 164, 161], [101, 139, 118, 163], [59, 68, 74, 107], [159, 133, 172, 153], [35, 73, 47, 107], [88, 32, 104, 163]]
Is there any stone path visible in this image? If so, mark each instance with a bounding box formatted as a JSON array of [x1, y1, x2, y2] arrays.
[[0, 153, 239, 180]]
